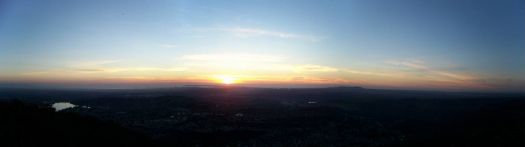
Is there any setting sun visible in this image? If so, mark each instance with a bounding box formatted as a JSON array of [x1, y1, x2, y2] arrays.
[[216, 75, 238, 85], [222, 77, 234, 84]]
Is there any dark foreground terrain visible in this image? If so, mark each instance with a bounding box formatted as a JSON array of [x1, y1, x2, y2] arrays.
[[1, 86, 524, 146]]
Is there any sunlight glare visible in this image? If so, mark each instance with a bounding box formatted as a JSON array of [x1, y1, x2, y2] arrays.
[[217, 75, 237, 85]]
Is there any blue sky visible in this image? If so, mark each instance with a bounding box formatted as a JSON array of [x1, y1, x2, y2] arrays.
[[0, 0, 524, 91]]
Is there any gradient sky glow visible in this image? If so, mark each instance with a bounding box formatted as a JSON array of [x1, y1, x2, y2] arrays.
[[1, 0, 524, 91]]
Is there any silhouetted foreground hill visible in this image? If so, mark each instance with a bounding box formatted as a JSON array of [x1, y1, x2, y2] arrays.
[[0, 100, 154, 147], [1, 87, 524, 146]]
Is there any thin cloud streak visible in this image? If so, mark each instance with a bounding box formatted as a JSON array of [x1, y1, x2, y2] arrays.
[[217, 27, 321, 42], [21, 67, 188, 76], [294, 65, 338, 72], [68, 60, 121, 67], [386, 59, 475, 81], [180, 53, 286, 62], [158, 44, 178, 48]]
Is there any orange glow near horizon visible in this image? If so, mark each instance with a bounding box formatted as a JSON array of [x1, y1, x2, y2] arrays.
[[0, 58, 495, 91], [0, 69, 492, 91]]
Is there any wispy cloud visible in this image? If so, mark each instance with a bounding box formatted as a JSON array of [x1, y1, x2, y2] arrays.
[[343, 69, 396, 77], [386, 59, 474, 81], [294, 64, 338, 72], [218, 27, 321, 42], [181, 54, 341, 74], [68, 59, 121, 67], [76, 67, 188, 73], [22, 67, 188, 75], [181, 53, 286, 62], [112, 67, 188, 72], [158, 44, 178, 48], [289, 76, 350, 84]]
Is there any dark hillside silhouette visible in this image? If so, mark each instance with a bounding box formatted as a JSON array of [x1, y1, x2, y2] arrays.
[[0, 100, 154, 147], [1, 87, 524, 146]]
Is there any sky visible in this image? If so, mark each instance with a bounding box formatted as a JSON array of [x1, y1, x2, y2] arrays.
[[0, 0, 524, 92]]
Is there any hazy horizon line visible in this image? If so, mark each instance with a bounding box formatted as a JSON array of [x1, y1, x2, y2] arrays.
[[1, 82, 523, 95]]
